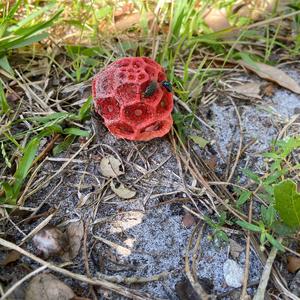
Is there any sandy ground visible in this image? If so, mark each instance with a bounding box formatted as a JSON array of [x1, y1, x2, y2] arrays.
[[1, 66, 299, 299]]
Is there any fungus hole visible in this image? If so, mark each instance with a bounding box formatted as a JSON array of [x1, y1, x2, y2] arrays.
[[133, 61, 142, 68], [141, 121, 163, 133], [97, 98, 120, 120], [128, 74, 135, 80], [142, 57, 158, 68], [119, 72, 126, 80], [138, 73, 145, 80], [145, 66, 156, 78], [111, 122, 134, 135], [124, 104, 151, 124], [157, 97, 172, 114], [117, 59, 130, 67]]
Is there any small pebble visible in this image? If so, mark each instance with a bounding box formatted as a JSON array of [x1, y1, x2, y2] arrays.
[[223, 259, 244, 288]]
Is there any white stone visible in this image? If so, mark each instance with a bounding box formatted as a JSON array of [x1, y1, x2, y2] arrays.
[[223, 259, 244, 288]]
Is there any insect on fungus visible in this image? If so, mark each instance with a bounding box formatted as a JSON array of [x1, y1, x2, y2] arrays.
[[143, 80, 158, 97], [161, 81, 172, 92]]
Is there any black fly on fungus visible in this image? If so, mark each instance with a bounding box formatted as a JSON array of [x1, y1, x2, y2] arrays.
[[143, 80, 172, 98], [143, 80, 158, 97]]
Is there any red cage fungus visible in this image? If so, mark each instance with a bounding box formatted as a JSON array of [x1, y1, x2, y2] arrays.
[[92, 57, 173, 141]]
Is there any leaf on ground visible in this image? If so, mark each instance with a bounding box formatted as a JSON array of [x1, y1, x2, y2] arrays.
[[65, 220, 84, 260], [0, 250, 21, 266], [100, 155, 124, 178], [77, 191, 92, 208], [274, 179, 300, 228], [189, 135, 209, 148], [237, 190, 252, 207], [63, 127, 90, 137], [53, 135, 75, 156], [110, 180, 136, 199], [232, 82, 262, 99], [239, 60, 300, 94], [287, 256, 300, 273], [25, 273, 75, 300]]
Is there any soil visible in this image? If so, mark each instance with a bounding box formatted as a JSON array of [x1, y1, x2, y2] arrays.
[[0, 64, 299, 299]]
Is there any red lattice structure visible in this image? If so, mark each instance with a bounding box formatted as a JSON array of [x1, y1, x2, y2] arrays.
[[92, 57, 173, 141]]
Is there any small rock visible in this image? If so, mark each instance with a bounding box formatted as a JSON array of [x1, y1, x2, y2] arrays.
[[25, 273, 75, 300], [32, 226, 68, 258], [223, 259, 244, 288], [290, 270, 300, 297]]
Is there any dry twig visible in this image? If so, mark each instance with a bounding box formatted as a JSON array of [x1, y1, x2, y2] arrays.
[[0, 238, 158, 300]]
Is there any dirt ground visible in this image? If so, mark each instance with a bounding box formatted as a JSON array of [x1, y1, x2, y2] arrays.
[[0, 63, 299, 299]]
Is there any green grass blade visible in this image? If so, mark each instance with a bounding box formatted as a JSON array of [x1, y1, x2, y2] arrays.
[[1, 142, 11, 168], [14, 8, 63, 36], [76, 96, 92, 121], [14, 137, 40, 186], [5, 33, 48, 50], [63, 128, 90, 137], [236, 220, 261, 232], [0, 80, 10, 113], [9, 3, 55, 31], [28, 112, 72, 123], [4, 0, 21, 20], [0, 9, 62, 51], [53, 135, 76, 156], [0, 0, 20, 38], [0, 55, 14, 75]]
